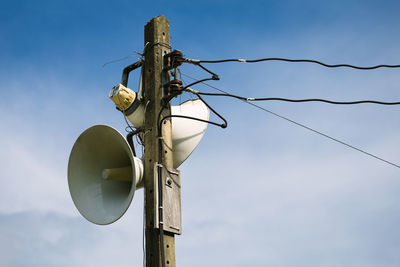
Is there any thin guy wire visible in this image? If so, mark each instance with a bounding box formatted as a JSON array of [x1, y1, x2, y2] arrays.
[[181, 72, 400, 169], [102, 55, 139, 67], [185, 57, 400, 70]]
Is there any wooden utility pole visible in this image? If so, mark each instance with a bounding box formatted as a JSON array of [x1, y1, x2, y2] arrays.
[[143, 15, 175, 267]]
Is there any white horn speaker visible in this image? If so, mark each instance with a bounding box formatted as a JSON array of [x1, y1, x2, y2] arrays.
[[171, 99, 209, 168], [68, 124, 143, 225]]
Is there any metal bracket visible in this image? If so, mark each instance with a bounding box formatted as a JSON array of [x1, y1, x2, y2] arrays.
[[121, 60, 143, 87], [154, 163, 182, 235], [161, 48, 170, 99]]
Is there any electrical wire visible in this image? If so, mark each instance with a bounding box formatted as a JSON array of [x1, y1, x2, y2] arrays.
[[184, 57, 400, 70], [196, 63, 220, 78], [181, 72, 400, 169], [157, 96, 227, 139], [189, 92, 400, 106], [195, 94, 228, 128], [183, 77, 217, 90], [160, 113, 226, 129], [181, 62, 219, 91]]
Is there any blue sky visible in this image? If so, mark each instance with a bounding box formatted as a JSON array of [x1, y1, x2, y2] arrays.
[[1, 0, 400, 266]]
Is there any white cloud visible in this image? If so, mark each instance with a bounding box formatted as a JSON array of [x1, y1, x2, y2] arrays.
[[175, 130, 400, 266], [0, 211, 144, 267], [0, 75, 123, 216]]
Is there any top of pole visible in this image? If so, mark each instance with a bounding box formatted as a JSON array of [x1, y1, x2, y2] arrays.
[[146, 15, 169, 25], [145, 15, 170, 48]]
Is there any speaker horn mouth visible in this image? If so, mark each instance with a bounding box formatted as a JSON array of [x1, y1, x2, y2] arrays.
[[68, 124, 143, 225]]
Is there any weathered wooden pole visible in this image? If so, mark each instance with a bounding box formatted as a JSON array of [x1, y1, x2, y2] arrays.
[[143, 15, 176, 267]]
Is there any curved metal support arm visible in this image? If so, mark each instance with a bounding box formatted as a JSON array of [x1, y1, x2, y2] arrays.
[[121, 60, 143, 87]]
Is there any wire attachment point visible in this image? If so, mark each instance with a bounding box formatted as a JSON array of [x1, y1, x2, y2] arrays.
[[184, 58, 200, 64], [164, 79, 183, 95], [164, 50, 184, 71], [212, 74, 220, 80], [184, 87, 199, 94]]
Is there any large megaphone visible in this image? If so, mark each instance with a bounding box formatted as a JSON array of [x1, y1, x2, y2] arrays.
[[68, 124, 143, 225], [68, 99, 209, 225]]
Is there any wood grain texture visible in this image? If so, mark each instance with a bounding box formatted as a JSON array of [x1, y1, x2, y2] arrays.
[[143, 15, 175, 267]]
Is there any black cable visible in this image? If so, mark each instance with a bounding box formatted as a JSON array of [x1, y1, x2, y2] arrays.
[[184, 57, 400, 70], [173, 62, 226, 127], [158, 97, 227, 133], [181, 72, 400, 170], [125, 128, 143, 157], [160, 114, 226, 129], [126, 132, 137, 157], [183, 77, 217, 91], [192, 92, 400, 105], [196, 63, 220, 79], [195, 93, 227, 128], [181, 64, 219, 91], [181, 61, 219, 91]]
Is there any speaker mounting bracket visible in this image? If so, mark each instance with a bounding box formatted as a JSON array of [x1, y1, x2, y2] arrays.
[[154, 163, 182, 235]]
